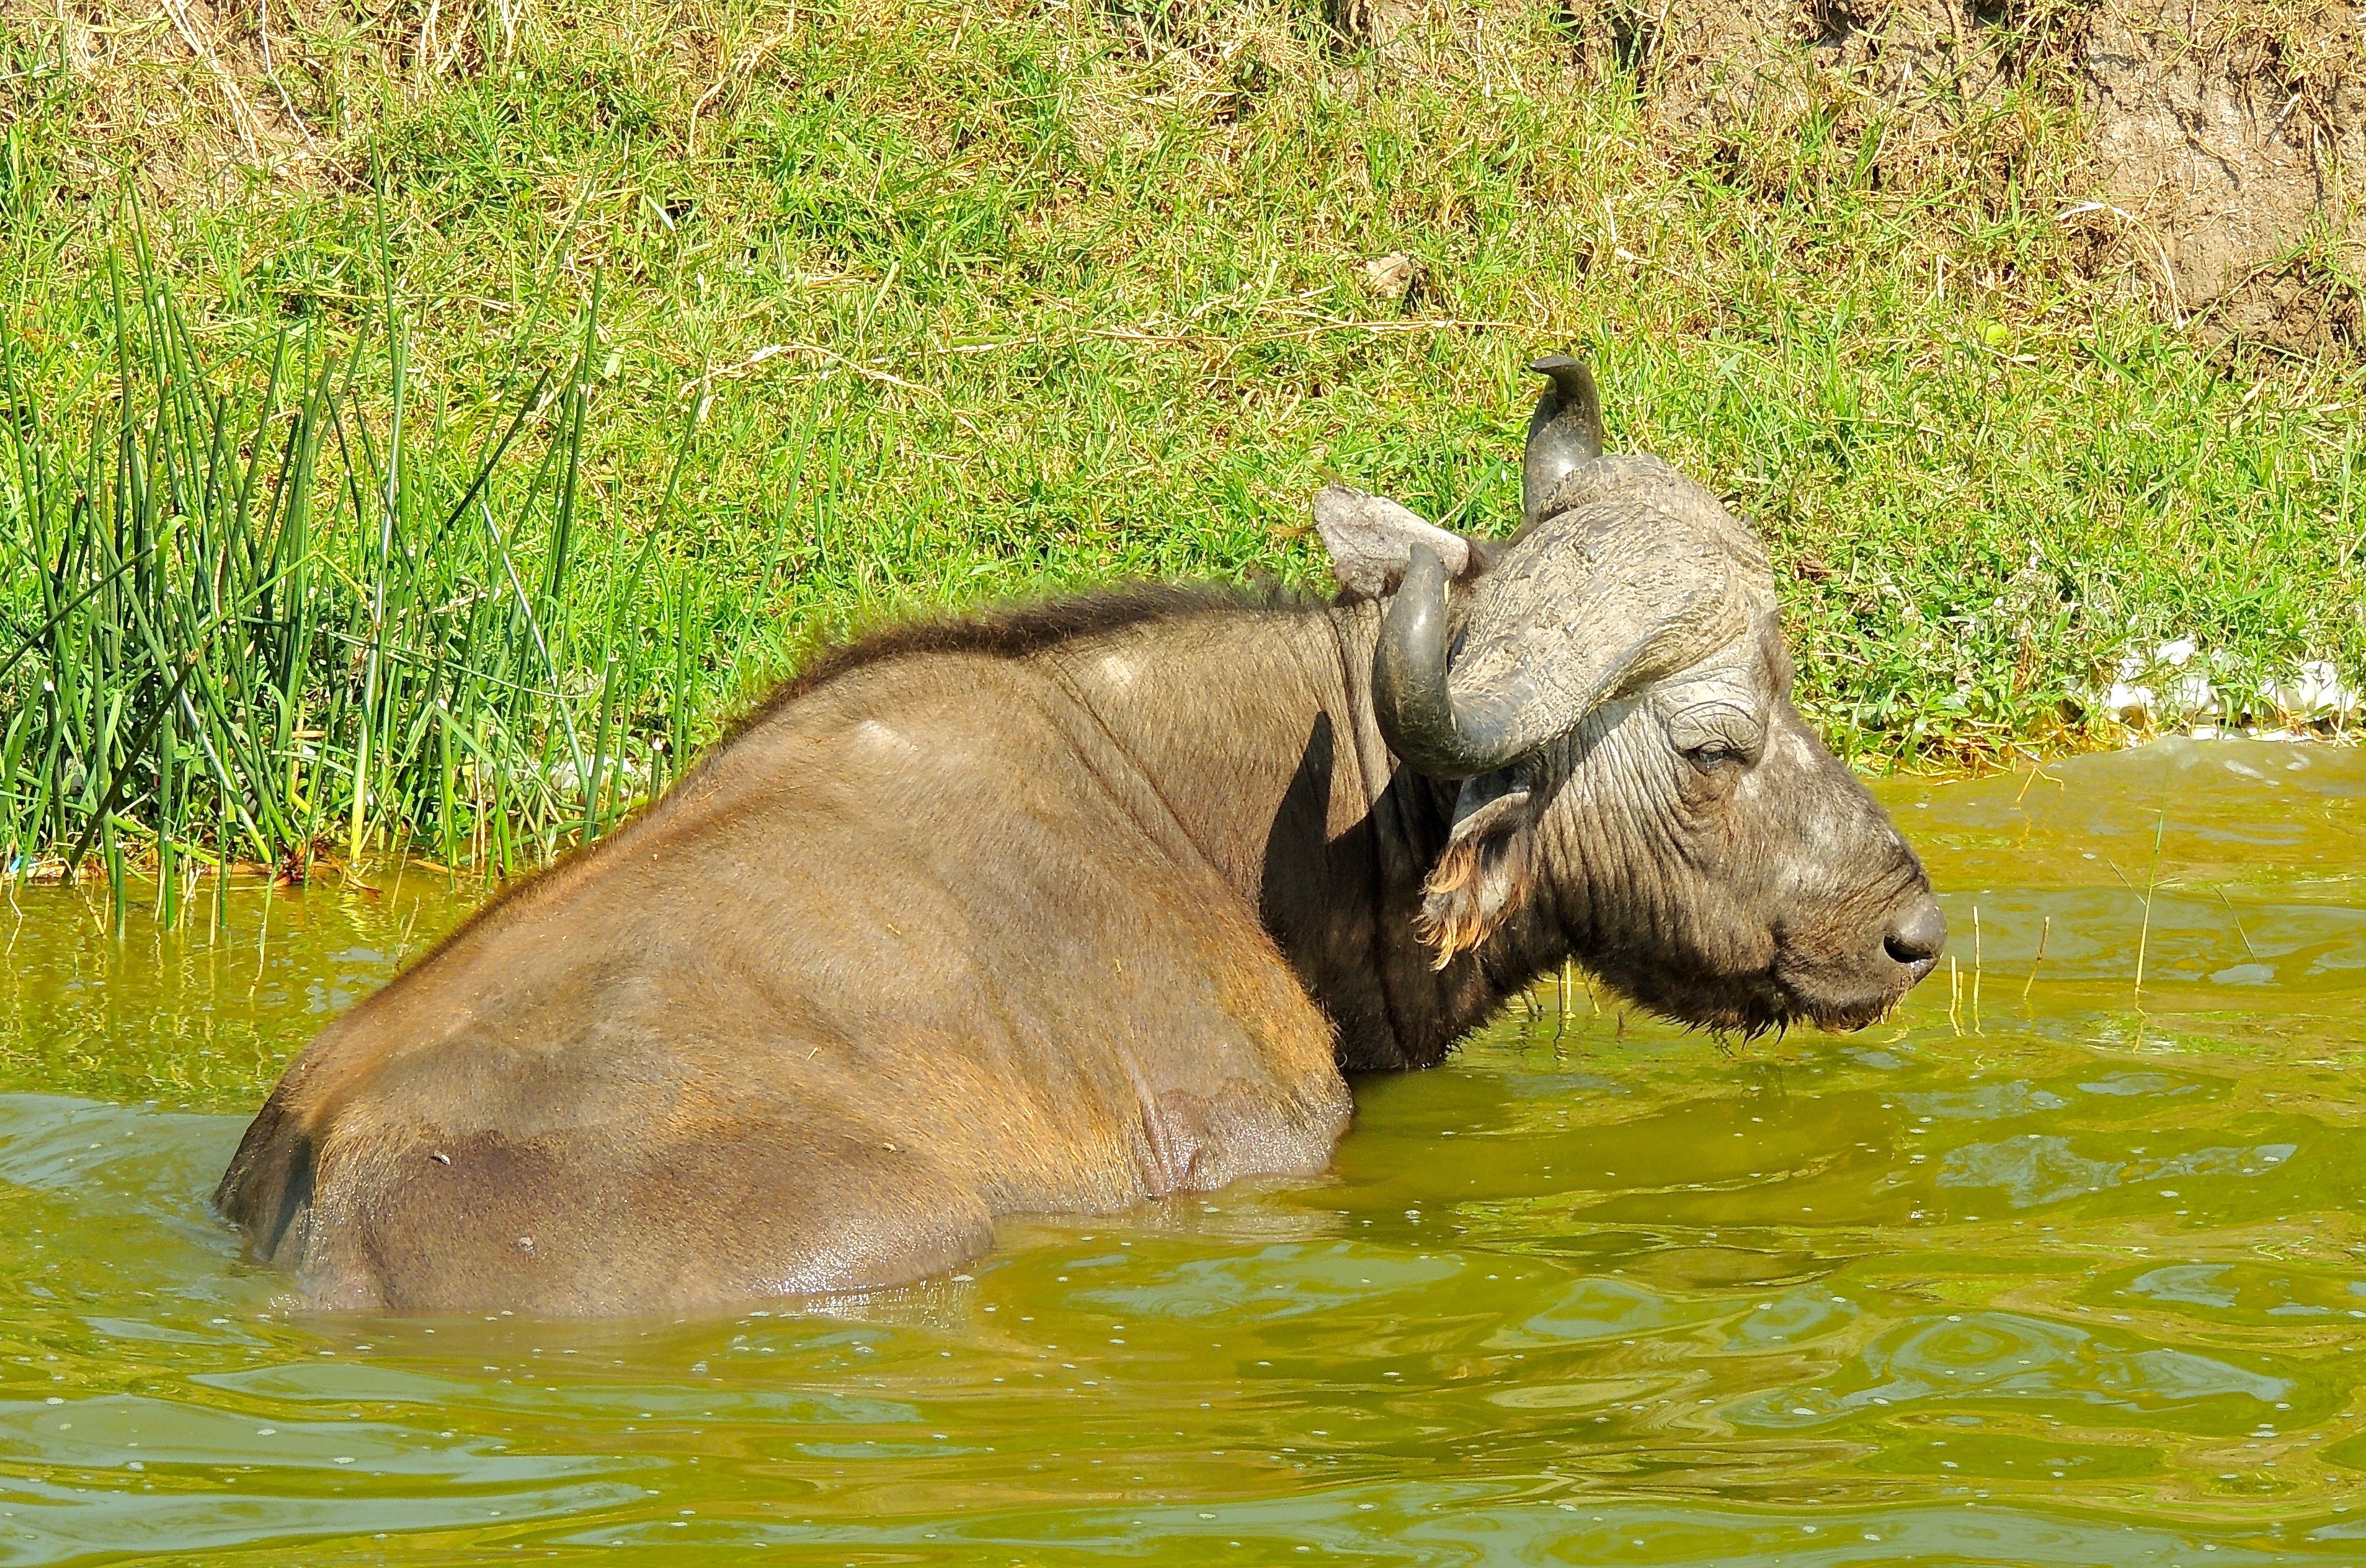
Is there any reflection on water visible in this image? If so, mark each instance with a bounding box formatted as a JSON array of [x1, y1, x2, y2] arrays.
[[0, 737, 2361, 1565]]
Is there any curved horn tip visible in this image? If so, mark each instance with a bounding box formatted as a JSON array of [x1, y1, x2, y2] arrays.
[[1528, 354, 1596, 401], [1521, 355, 1606, 525]]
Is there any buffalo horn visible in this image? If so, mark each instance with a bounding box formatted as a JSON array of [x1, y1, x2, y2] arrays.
[[1372, 366, 1754, 777], [1372, 539, 1658, 778]]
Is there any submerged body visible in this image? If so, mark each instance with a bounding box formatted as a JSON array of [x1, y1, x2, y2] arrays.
[[220, 366, 1945, 1316]]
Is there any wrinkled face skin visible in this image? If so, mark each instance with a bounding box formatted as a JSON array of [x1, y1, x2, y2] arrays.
[[1526, 627, 1946, 1034]]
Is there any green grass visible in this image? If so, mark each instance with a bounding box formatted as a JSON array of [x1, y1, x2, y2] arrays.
[[0, 219, 700, 900], [1, 0, 2360, 891]]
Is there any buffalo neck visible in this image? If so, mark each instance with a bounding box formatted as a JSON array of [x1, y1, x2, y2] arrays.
[[1046, 599, 1580, 1071]]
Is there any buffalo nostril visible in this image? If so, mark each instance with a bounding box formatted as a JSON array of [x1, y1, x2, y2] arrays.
[[1883, 898, 1947, 967]]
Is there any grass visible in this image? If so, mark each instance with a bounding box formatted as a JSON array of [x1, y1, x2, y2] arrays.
[[1, 0, 2361, 893], [0, 217, 696, 903]]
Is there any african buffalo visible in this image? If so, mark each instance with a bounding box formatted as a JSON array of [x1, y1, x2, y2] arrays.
[[218, 358, 1945, 1316]]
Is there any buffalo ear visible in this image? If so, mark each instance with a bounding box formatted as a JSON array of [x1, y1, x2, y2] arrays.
[[1312, 484, 1485, 601], [1416, 770, 1536, 965]]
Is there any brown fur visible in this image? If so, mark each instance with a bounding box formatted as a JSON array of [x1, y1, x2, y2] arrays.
[[218, 594, 1459, 1316], [409, 586, 1299, 973]]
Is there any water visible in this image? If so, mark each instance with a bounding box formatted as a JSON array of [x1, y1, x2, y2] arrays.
[[1, 737, 2361, 1566]]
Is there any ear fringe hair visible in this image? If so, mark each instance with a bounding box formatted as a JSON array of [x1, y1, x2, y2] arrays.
[[1414, 838, 1529, 970]]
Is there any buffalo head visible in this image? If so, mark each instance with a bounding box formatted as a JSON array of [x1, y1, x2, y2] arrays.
[[1327, 357, 1944, 1034]]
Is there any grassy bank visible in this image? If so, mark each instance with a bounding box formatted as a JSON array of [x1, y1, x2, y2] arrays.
[[2, 0, 2362, 892]]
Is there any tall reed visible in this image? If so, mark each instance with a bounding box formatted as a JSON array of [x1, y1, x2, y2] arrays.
[[0, 220, 692, 910]]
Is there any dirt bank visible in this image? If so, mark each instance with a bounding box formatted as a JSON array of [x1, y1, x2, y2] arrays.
[[1536, 0, 2364, 353]]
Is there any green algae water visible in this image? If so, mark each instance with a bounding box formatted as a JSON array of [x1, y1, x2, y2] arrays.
[[1, 737, 2362, 1566]]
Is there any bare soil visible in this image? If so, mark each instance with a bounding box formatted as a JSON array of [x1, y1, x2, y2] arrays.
[[1542, 0, 2365, 350]]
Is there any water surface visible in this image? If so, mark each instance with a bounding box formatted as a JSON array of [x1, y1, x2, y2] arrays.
[[1, 738, 2362, 1565]]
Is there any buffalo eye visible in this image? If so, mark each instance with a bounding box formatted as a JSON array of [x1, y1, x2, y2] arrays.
[[1666, 701, 1764, 776]]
